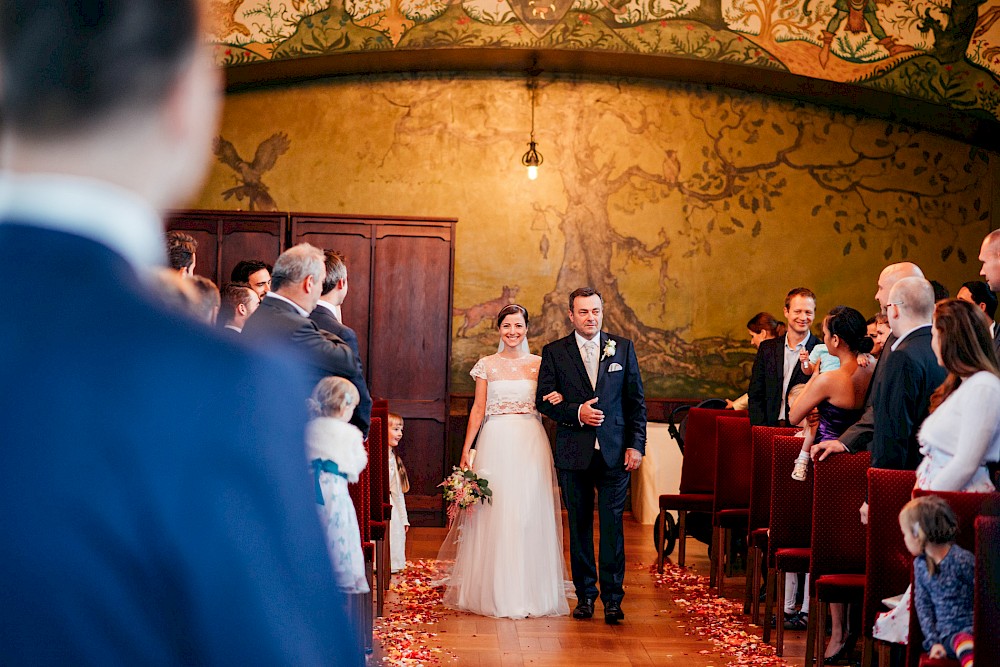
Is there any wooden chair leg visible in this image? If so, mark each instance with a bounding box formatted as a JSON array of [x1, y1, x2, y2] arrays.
[[752, 547, 764, 625], [677, 511, 688, 567], [715, 525, 727, 597], [862, 636, 873, 667], [814, 598, 827, 667], [776, 568, 786, 656], [876, 639, 891, 667], [763, 568, 775, 643], [656, 509, 666, 573], [364, 560, 375, 653], [743, 543, 756, 615], [802, 593, 817, 667], [709, 524, 719, 588], [725, 527, 735, 578], [374, 537, 385, 618]]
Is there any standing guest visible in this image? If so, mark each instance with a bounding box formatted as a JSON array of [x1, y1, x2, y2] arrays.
[[0, 1, 360, 664], [956, 280, 998, 340], [747, 288, 820, 426], [977, 229, 1000, 357], [812, 262, 924, 459], [189, 275, 220, 325], [310, 249, 372, 436], [306, 377, 370, 595], [930, 280, 950, 302], [727, 311, 785, 410], [241, 243, 356, 391], [387, 413, 411, 573], [232, 259, 272, 299], [165, 230, 197, 278], [867, 313, 891, 359], [901, 496, 975, 667], [218, 283, 260, 335]]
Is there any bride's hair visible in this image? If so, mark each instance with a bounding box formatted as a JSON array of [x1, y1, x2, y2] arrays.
[[496, 304, 529, 329]]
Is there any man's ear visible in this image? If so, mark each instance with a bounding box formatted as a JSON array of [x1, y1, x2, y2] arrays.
[[303, 274, 315, 293], [236, 303, 248, 317]]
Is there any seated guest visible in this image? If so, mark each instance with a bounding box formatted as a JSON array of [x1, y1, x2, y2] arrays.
[[873, 298, 998, 647], [727, 311, 785, 410], [231, 259, 272, 299], [0, 0, 359, 663], [165, 230, 197, 278], [748, 288, 820, 426], [310, 250, 371, 436], [867, 312, 891, 359], [218, 283, 260, 335], [242, 243, 356, 390], [189, 275, 220, 325], [956, 280, 998, 341]]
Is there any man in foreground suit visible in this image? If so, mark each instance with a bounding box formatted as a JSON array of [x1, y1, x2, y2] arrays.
[[536, 287, 647, 625], [242, 243, 356, 393], [748, 287, 820, 426], [0, 2, 360, 664], [310, 249, 372, 436]]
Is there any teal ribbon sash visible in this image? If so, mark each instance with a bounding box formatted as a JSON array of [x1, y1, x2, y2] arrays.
[[310, 458, 348, 505]]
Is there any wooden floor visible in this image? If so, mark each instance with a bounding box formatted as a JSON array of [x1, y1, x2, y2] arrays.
[[376, 514, 810, 666]]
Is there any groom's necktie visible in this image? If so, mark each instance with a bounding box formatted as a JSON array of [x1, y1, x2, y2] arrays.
[[584, 340, 598, 389]]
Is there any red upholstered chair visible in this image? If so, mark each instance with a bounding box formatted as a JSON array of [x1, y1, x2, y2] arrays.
[[861, 469, 916, 667], [711, 416, 753, 598], [657, 407, 745, 573], [905, 490, 1000, 667], [366, 416, 389, 617], [766, 434, 813, 653], [973, 515, 1000, 667], [744, 425, 798, 621], [348, 447, 375, 652], [808, 451, 871, 667]]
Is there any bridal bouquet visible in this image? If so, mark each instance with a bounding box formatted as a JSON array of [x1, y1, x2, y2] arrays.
[[439, 467, 492, 526]]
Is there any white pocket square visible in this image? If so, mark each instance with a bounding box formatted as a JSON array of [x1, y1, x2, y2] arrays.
[[608, 362, 623, 372]]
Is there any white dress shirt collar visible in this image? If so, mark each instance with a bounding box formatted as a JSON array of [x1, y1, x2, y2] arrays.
[[265, 291, 310, 318], [315, 299, 340, 320], [575, 331, 600, 350], [0, 171, 164, 270], [224, 324, 242, 333], [890, 323, 931, 351]]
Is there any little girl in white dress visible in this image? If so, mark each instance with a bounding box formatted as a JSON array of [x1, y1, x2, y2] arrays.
[[306, 377, 370, 594]]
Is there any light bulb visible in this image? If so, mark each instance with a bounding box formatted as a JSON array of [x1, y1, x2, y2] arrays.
[[527, 165, 539, 180]]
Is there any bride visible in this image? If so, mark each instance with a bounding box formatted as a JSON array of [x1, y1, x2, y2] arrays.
[[438, 303, 570, 618]]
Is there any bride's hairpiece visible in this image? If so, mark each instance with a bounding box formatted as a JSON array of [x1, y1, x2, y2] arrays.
[[496, 303, 529, 329]]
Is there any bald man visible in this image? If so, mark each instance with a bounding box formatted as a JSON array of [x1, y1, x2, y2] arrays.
[[978, 230, 1000, 357], [812, 262, 926, 459]]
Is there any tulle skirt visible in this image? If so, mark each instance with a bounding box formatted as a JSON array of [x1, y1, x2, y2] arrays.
[[437, 413, 571, 618]]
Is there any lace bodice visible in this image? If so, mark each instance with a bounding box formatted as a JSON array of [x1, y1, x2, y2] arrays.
[[470, 354, 541, 416]]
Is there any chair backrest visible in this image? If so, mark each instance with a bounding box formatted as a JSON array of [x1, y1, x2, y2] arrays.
[[712, 416, 753, 513], [372, 401, 391, 510], [862, 468, 917, 639], [768, 435, 813, 564], [349, 455, 371, 543], [749, 426, 799, 532], [810, 451, 871, 583], [905, 491, 1000, 667], [975, 516, 1000, 667], [678, 408, 745, 495], [367, 416, 385, 522]]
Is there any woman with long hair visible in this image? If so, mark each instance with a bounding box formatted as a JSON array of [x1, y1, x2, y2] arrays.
[[728, 312, 787, 410]]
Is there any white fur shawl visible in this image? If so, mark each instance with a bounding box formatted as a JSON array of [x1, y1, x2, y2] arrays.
[[305, 418, 367, 482]]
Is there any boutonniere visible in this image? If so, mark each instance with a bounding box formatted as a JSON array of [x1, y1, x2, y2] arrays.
[[601, 339, 616, 361]]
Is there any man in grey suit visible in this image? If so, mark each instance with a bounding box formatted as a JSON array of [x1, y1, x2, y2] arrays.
[[310, 249, 371, 436], [978, 229, 1000, 357], [242, 243, 356, 392]]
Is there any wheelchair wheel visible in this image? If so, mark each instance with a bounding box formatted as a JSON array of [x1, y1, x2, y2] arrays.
[[652, 512, 677, 558]]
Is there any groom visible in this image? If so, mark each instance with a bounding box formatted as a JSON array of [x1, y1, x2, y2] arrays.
[[536, 287, 647, 624]]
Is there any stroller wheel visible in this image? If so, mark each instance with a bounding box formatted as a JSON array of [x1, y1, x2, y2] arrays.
[[652, 512, 677, 557]]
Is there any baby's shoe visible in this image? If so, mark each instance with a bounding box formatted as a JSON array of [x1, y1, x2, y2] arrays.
[[791, 458, 809, 482]]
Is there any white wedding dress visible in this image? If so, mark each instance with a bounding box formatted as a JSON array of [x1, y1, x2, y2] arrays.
[[438, 353, 570, 618]]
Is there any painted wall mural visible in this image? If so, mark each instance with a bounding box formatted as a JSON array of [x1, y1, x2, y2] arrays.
[[192, 74, 995, 397], [210, 0, 1000, 121]]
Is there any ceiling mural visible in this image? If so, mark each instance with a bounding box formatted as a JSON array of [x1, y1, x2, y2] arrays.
[[209, 0, 1000, 122]]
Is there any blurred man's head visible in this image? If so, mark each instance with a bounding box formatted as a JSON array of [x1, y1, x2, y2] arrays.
[[231, 260, 272, 298], [218, 284, 260, 331], [0, 0, 220, 208], [957, 280, 998, 324]]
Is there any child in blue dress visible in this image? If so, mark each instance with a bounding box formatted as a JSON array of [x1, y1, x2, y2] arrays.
[[306, 377, 370, 594], [900, 495, 975, 666]]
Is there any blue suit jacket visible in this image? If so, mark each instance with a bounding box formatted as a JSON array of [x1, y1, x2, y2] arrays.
[[0, 222, 361, 665], [536, 332, 647, 470], [309, 305, 372, 437]]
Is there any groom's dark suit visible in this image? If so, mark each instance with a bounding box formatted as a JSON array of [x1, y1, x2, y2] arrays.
[[536, 332, 646, 606]]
